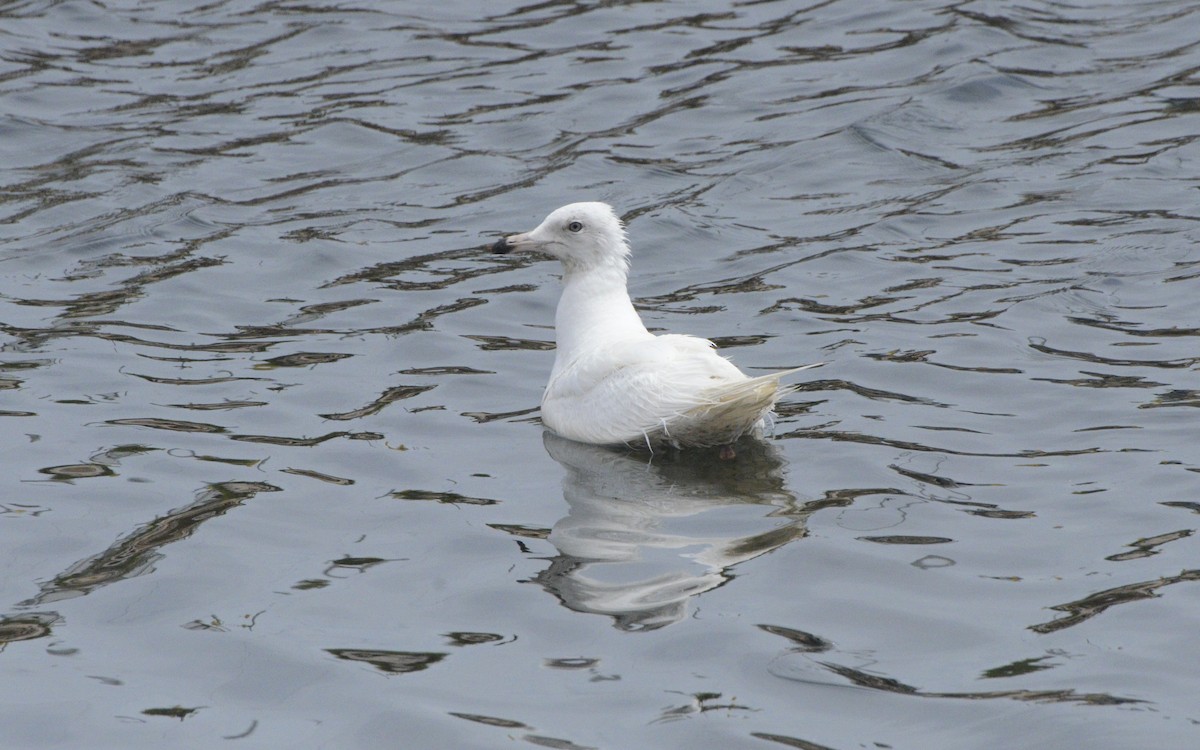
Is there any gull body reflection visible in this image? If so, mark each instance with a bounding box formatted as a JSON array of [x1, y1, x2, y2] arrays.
[[534, 432, 809, 631]]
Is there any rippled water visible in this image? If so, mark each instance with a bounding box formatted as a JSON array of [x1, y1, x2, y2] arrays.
[[3, 0, 1199, 747]]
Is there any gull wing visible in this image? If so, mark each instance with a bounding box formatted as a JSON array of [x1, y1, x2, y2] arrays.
[[541, 333, 820, 446]]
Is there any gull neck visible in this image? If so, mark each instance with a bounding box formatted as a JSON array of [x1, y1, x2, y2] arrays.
[[553, 262, 650, 367]]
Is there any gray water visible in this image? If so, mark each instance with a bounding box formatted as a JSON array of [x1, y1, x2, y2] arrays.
[[2, 1, 1199, 748]]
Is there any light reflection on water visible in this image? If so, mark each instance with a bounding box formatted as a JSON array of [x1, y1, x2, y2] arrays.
[[537, 433, 809, 632], [2, 0, 1199, 747]]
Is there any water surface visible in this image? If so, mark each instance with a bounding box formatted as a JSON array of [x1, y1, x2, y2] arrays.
[[2, 1, 1199, 748]]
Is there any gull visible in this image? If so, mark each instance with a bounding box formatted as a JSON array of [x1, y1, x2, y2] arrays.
[[491, 202, 822, 457]]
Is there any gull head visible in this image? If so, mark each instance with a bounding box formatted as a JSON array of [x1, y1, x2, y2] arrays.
[[492, 202, 630, 273]]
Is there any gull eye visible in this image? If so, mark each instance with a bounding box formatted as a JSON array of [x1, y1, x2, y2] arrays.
[[567, 221, 584, 233]]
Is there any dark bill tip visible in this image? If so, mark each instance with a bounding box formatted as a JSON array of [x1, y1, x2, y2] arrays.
[[490, 238, 511, 255]]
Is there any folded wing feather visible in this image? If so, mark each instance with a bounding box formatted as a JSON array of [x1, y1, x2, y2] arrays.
[[541, 333, 819, 447]]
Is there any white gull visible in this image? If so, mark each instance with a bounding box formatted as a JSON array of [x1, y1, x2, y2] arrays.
[[491, 201, 822, 456]]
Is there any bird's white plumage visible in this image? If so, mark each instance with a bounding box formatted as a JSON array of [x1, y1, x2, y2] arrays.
[[495, 201, 821, 449]]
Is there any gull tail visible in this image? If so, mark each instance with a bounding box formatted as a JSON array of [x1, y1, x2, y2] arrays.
[[703, 361, 825, 412], [665, 362, 825, 447], [758, 361, 826, 399]]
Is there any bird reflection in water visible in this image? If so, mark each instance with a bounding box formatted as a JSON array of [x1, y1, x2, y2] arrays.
[[532, 432, 812, 631]]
